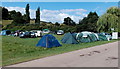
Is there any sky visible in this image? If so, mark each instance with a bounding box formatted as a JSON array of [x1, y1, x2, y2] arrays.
[[0, 0, 120, 2], [2, 2, 118, 23]]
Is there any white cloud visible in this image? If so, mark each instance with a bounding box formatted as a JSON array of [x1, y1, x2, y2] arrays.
[[5, 7, 36, 19], [5, 7, 25, 14], [60, 9, 87, 12], [75, 12, 87, 17], [5, 7, 87, 23]]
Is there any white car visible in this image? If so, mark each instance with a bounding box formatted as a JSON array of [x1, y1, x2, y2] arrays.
[[57, 30, 64, 35], [35, 31, 42, 37]]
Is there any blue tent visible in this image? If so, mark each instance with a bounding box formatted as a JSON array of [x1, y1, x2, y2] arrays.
[[0, 30, 11, 35], [36, 34, 62, 48]]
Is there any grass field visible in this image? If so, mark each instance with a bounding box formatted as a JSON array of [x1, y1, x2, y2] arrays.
[[2, 20, 35, 26], [2, 35, 119, 66], [0, 36, 2, 66], [2, 20, 13, 26]]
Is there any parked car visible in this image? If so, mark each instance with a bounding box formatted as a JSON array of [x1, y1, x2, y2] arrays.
[[30, 32, 37, 38], [42, 29, 50, 34], [57, 30, 64, 35], [19, 32, 36, 38], [31, 30, 42, 37]]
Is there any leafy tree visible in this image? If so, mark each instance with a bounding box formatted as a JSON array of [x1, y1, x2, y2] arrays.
[[2, 7, 9, 20], [107, 7, 120, 32], [8, 10, 17, 20], [0, 7, 2, 20], [97, 7, 120, 33], [63, 17, 76, 26], [12, 12, 25, 25], [25, 4, 30, 23], [22, 14, 26, 20], [35, 7, 40, 24], [78, 12, 99, 32], [55, 22, 60, 26], [107, 7, 120, 17]]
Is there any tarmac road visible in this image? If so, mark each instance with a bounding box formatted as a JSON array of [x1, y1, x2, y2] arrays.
[[7, 41, 118, 67]]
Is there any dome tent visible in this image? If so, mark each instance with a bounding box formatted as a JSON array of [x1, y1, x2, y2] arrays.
[[0, 30, 11, 35], [76, 31, 98, 43], [61, 32, 79, 44], [97, 33, 109, 41], [36, 34, 62, 48], [89, 33, 98, 42]]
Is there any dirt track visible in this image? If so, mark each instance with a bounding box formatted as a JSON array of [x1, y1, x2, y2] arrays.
[[7, 41, 118, 67]]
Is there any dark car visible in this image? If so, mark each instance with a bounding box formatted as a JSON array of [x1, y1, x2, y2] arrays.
[[19, 32, 36, 38], [30, 32, 36, 38], [118, 32, 120, 37]]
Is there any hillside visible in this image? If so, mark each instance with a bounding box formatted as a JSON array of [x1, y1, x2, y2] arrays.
[[2, 20, 52, 26]]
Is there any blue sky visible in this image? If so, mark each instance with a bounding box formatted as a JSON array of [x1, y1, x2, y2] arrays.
[[1, 0, 120, 2], [2, 2, 118, 23]]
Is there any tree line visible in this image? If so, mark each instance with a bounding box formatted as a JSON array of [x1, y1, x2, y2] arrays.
[[2, 4, 120, 33], [2, 4, 40, 24]]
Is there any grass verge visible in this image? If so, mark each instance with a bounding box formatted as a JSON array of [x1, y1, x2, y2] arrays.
[[2, 35, 119, 66]]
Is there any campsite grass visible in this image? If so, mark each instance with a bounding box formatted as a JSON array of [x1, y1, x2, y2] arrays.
[[2, 35, 119, 66]]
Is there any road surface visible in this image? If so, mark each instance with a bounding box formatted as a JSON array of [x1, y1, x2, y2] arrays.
[[7, 41, 118, 67]]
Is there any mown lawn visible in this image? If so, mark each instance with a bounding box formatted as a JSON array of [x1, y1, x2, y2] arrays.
[[2, 35, 119, 66]]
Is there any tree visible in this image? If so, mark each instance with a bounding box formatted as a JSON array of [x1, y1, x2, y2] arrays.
[[97, 7, 120, 33], [35, 7, 40, 24], [25, 4, 30, 23], [78, 12, 99, 32], [0, 7, 2, 20], [107, 7, 120, 32], [22, 14, 26, 20], [8, 10, 17, 20], [63, 17, 76, 26], [55, 22, 60, 26], [2, 7, 9, 20], [12, 12, 25, 25], [107, 7, 120, 17]]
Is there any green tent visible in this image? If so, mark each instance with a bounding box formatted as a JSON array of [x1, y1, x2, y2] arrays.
[[61, 32, 79, 44], [97, 33, 108, 41], [89, 34, 98, 42], [76, 32, 98, 43]]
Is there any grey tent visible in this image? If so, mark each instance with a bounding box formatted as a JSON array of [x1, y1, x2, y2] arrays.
[[61, 32, 78, 44]]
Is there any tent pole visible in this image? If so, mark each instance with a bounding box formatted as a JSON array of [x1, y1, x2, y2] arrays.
[[46, 36, 48, 48]]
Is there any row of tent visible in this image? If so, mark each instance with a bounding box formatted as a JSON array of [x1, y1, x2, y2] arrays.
[[61, 32, 110, 44], [36, 31, 111, 48]]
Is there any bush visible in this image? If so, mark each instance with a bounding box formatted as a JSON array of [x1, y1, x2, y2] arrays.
[[4, 23, 78, 33]]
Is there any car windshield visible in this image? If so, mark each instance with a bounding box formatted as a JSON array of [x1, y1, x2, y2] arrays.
[[31, 32, 35, 34], [25, 32, 30, 35], [105, 33, 110, 35]]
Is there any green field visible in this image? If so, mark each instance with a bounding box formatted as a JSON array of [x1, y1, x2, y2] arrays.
[[2, 20, 13, 26], [2, 20, 35, 26], [2, 35, 119, 66]]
